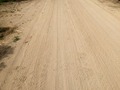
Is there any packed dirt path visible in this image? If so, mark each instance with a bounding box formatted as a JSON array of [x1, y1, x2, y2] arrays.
[[1, 0, 120, 90]]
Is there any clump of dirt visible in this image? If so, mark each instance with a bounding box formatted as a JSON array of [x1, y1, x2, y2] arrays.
[[0, 44, 14, 60], [0, 44, 14, 72], [0, 26, 20, 72], [0, 25, 20, 69], [0, 26, 16, 61], [0, 62, 6, 71], [0, 26, 16, 40], [0, 0, 28, 72]]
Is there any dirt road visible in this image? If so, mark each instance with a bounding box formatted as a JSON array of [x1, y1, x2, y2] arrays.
[[1, 0, 120, 90]]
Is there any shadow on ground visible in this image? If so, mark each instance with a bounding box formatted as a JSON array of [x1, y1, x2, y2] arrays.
[[0, 45, 14, 60], [0, 45, 14, 71], [0, 26, 16, 40], [0, 0, 26, 3], [0, 62, 6, 71]]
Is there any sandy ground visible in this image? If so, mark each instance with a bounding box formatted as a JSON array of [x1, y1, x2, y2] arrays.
[[91, 0, 120, 20], [0, 0, 120, 90]]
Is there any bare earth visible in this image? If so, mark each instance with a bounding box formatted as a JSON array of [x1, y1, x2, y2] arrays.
[[1, 0, 120, 90], [91, 0, 120, 20]]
